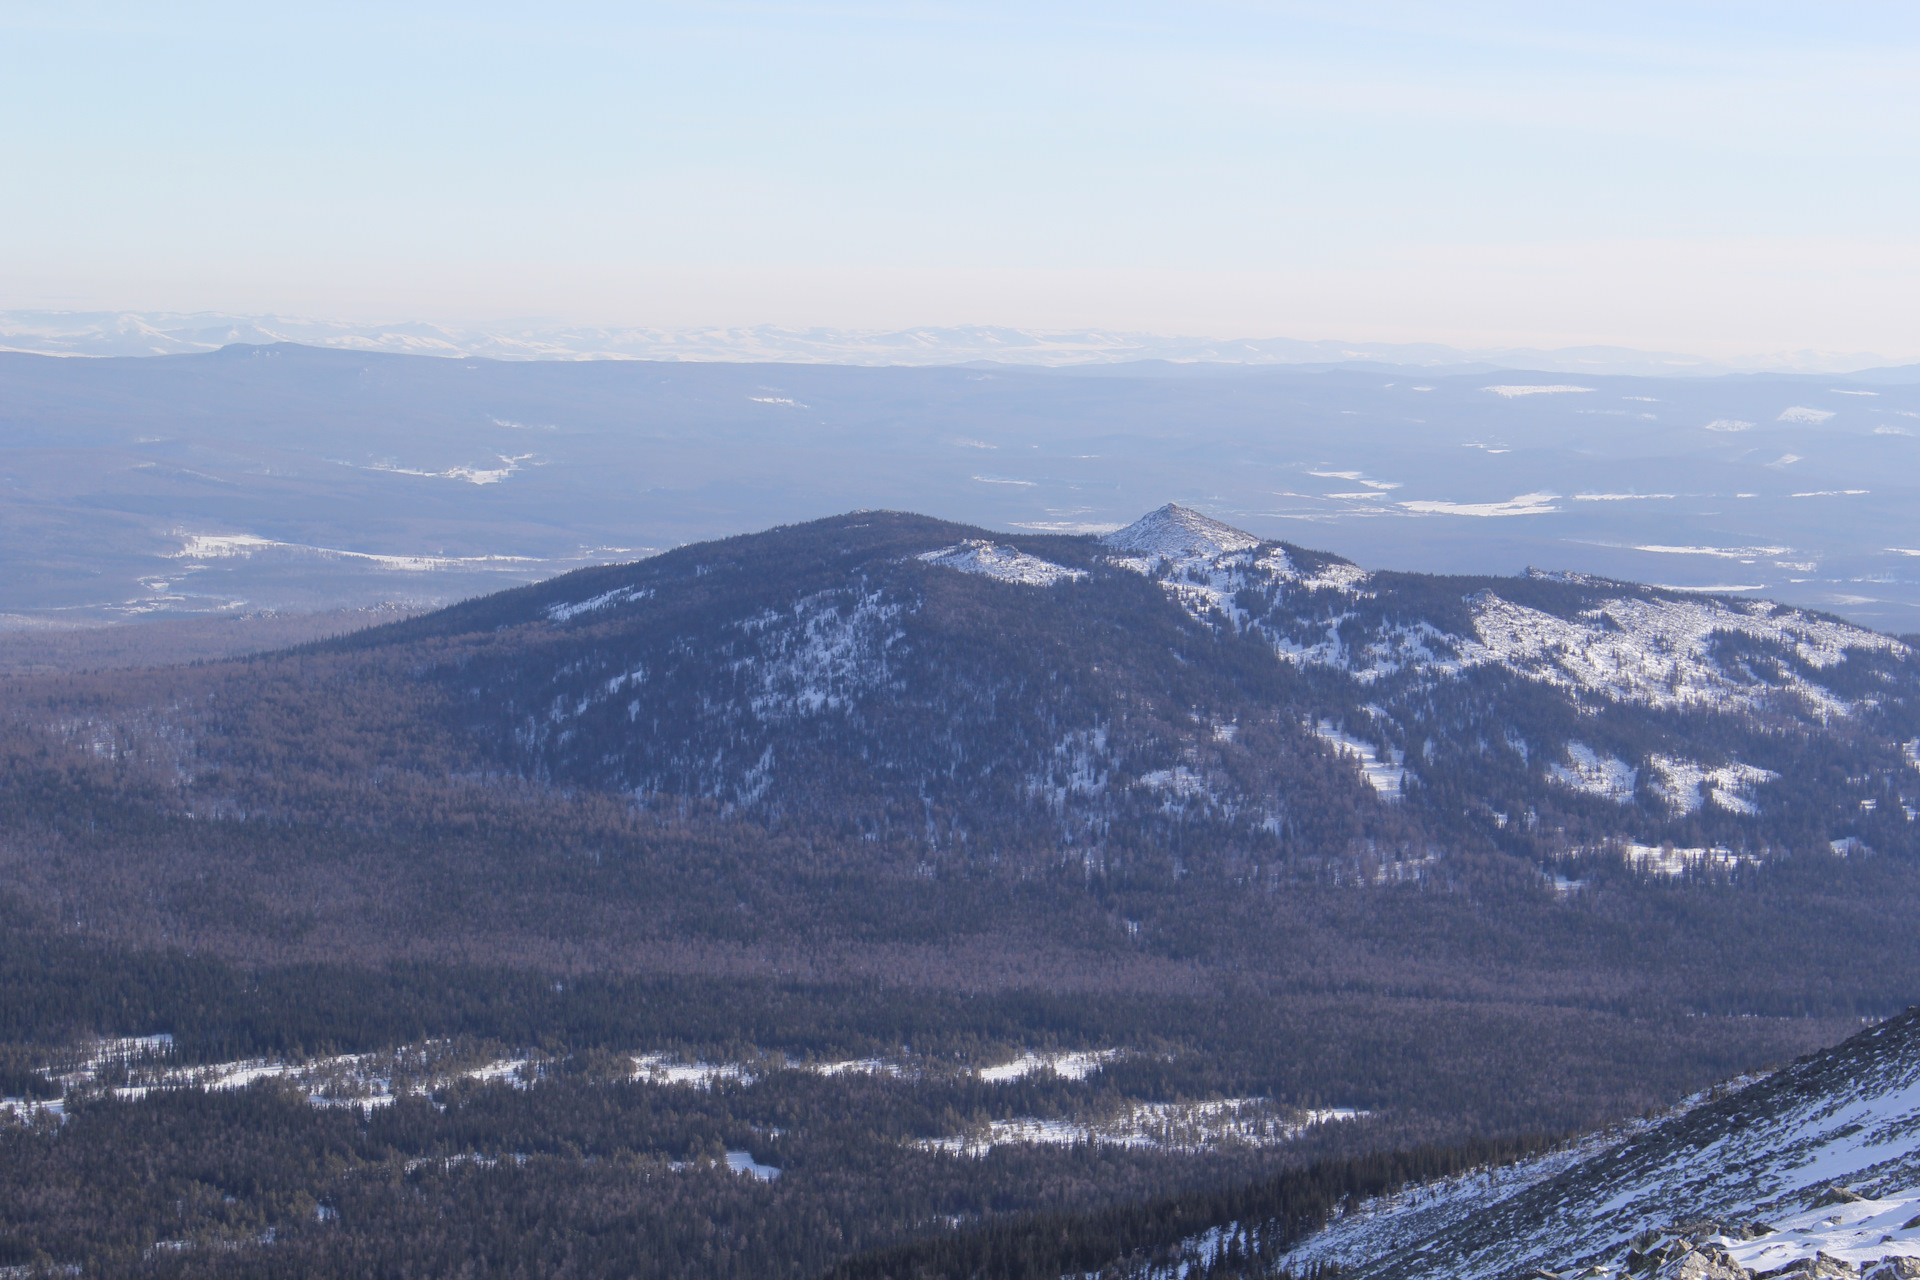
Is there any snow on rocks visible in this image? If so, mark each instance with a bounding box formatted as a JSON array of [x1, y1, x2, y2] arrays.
[[1464, 591, 1900, 717], [1719, 1192, 1920, 1275], [1309, 1011, 1920, 1280], [1093, 507, 1898, 726], [1100, 503, 1263, 565], [1276, 1122, 1641, 1274], [917, 540, 1086, 586]]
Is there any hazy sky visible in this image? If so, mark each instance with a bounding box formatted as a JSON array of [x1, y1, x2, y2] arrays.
[[6, 2, 1920, 356]]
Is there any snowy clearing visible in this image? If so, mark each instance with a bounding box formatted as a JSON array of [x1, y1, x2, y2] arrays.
[[1549, 743, 1638, 803], [918, 1102, 1364, 1157], [632, 1055, 756, 1089], [976, 1050, 1118, 1083], [1648, 755, 1778, 815], [1313, 722, 1406, 799], [1621, 843, 1755, 876]]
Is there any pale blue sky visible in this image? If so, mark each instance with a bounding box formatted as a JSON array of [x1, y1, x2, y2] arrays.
[[6, 2, 1920, 354]]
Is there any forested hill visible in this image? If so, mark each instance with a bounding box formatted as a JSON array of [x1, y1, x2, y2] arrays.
[[322, 502, 1920, 869], [4, 505, 1920, 1278]]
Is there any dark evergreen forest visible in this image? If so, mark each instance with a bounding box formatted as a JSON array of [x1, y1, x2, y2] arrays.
[[1, 511, 1915, 1276]]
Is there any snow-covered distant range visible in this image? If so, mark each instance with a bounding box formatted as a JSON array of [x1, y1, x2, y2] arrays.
[[0, 340, 1916, 629], [3, 310, 1915, 376]]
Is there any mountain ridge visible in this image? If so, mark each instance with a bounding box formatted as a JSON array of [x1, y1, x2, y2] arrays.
[[5, 312, 1912, 377], [315, 503, 1915, 873]]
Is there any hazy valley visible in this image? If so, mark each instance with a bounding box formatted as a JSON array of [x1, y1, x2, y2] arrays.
[[3, 344, 1917, 632]]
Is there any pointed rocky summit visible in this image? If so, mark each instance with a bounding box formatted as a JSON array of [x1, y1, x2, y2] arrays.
[[1099, 504, 1263, 562]]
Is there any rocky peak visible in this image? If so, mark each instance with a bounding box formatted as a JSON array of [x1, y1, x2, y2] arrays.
[[1099, 503, 1263, 562]]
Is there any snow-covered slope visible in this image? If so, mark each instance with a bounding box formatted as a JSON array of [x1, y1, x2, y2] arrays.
[[1277, 1009, 1920, 1279], [917, 540, 1086, 586], [352, 506, 1919, 862], [1078, 507, 1916, 846], [1104, 507, 1906, 718]]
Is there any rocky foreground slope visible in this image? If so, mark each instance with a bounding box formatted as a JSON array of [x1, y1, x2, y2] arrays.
[[1259, 1008, 1920, 1279]]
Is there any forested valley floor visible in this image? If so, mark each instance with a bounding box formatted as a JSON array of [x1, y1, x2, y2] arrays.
[[0, 569, 1912, 1278]]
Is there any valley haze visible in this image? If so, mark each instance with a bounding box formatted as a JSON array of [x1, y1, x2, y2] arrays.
[[3, 339, 1916, 635]]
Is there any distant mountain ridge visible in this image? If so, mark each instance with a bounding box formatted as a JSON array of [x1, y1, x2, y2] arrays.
[[3, 310, 1912, 377]]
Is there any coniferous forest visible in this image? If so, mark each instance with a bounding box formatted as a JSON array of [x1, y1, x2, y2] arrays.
[[2, 510, 1917, 1276]]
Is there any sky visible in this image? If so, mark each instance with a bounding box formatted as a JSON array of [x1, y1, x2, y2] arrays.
[[5, 1, 1920, 357]]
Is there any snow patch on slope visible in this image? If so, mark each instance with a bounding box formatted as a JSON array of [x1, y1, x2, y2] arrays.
[[1549, 743, 1638, 802], [737, 586, 909, 719], [1314, 721, 1406, 799], [1724, 1192, 1920, 1274], [1278, 1122, 1649, 1274], [1649, 755, 1778, 815], [1465, 592, 1899, 716], [547, 585, 652, 621], [1257, 547, 1370, 593]]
